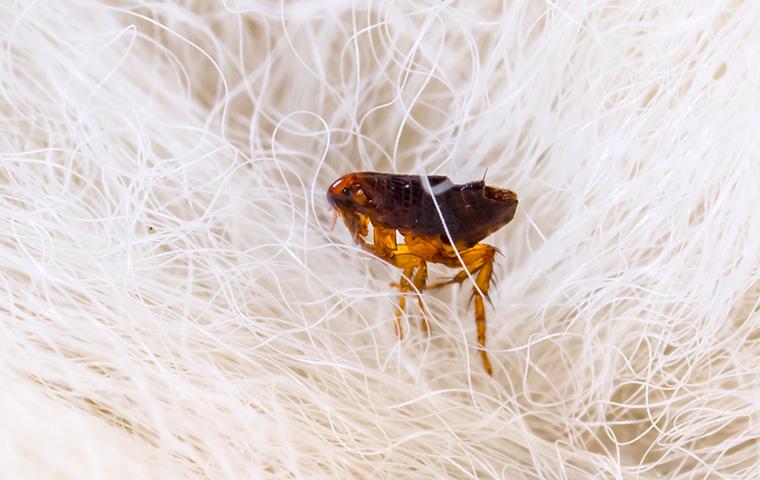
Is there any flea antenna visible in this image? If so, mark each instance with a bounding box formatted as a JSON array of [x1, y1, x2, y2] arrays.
[[481, 167, 489, 182]]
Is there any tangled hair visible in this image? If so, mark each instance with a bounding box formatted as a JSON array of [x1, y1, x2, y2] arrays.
[[1, 1, 758, 478]]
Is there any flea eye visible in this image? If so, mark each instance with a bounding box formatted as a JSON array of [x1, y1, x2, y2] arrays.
[[342, 187, 351, 196]]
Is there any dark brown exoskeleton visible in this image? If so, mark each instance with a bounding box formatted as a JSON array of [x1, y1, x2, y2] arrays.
[[327, 172, 518, 375]]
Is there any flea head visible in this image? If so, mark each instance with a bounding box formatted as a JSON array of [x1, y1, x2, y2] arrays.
[[327, 173, 375, 215]]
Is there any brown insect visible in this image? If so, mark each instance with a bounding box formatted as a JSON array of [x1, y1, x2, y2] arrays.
[[327, 172, 518, 375]]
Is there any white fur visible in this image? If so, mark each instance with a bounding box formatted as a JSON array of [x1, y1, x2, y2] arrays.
[[2, 1, 759, 478]]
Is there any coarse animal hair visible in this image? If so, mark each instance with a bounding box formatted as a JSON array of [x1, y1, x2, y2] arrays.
[[1, 1, 759, 478]]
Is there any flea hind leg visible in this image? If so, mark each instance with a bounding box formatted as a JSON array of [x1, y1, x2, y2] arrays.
[[445, 244, 497, 375]]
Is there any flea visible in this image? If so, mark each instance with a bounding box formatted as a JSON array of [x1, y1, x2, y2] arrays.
[[328, 172, 518, 375]]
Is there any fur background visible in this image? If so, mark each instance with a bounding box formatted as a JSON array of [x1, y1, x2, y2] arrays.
[[2, 1, 759, 478]]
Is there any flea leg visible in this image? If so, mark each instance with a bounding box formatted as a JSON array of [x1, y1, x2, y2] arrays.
[[412, 262, 430, 334], [341, 212, 370, 246], [427, 268, 469, 290], [442, 244, 497, 375], [373, 224, 397, 257], [395, 266, 413, 339], [390, 252, 426, 338], [354, 220, 397, 258], [350, 222, 431, 340], [472, 254, 494, 375]]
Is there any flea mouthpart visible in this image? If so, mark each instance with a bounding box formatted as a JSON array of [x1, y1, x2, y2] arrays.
[[330, 208, 339, 230]]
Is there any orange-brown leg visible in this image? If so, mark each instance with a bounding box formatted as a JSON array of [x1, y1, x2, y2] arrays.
[[394, 266, 414, 338], [389, 260, 430, 334], [412, 262, 430, 334], [354, 223, 428, 339], [439, 244, 497, 375], [390, 252, 426, 339], [427, 268, 469, 290], [472, 255, 494, 375]]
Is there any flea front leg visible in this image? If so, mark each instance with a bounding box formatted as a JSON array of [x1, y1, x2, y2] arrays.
[[340, 211, 370, 246], [362, 224, 430, 338]]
